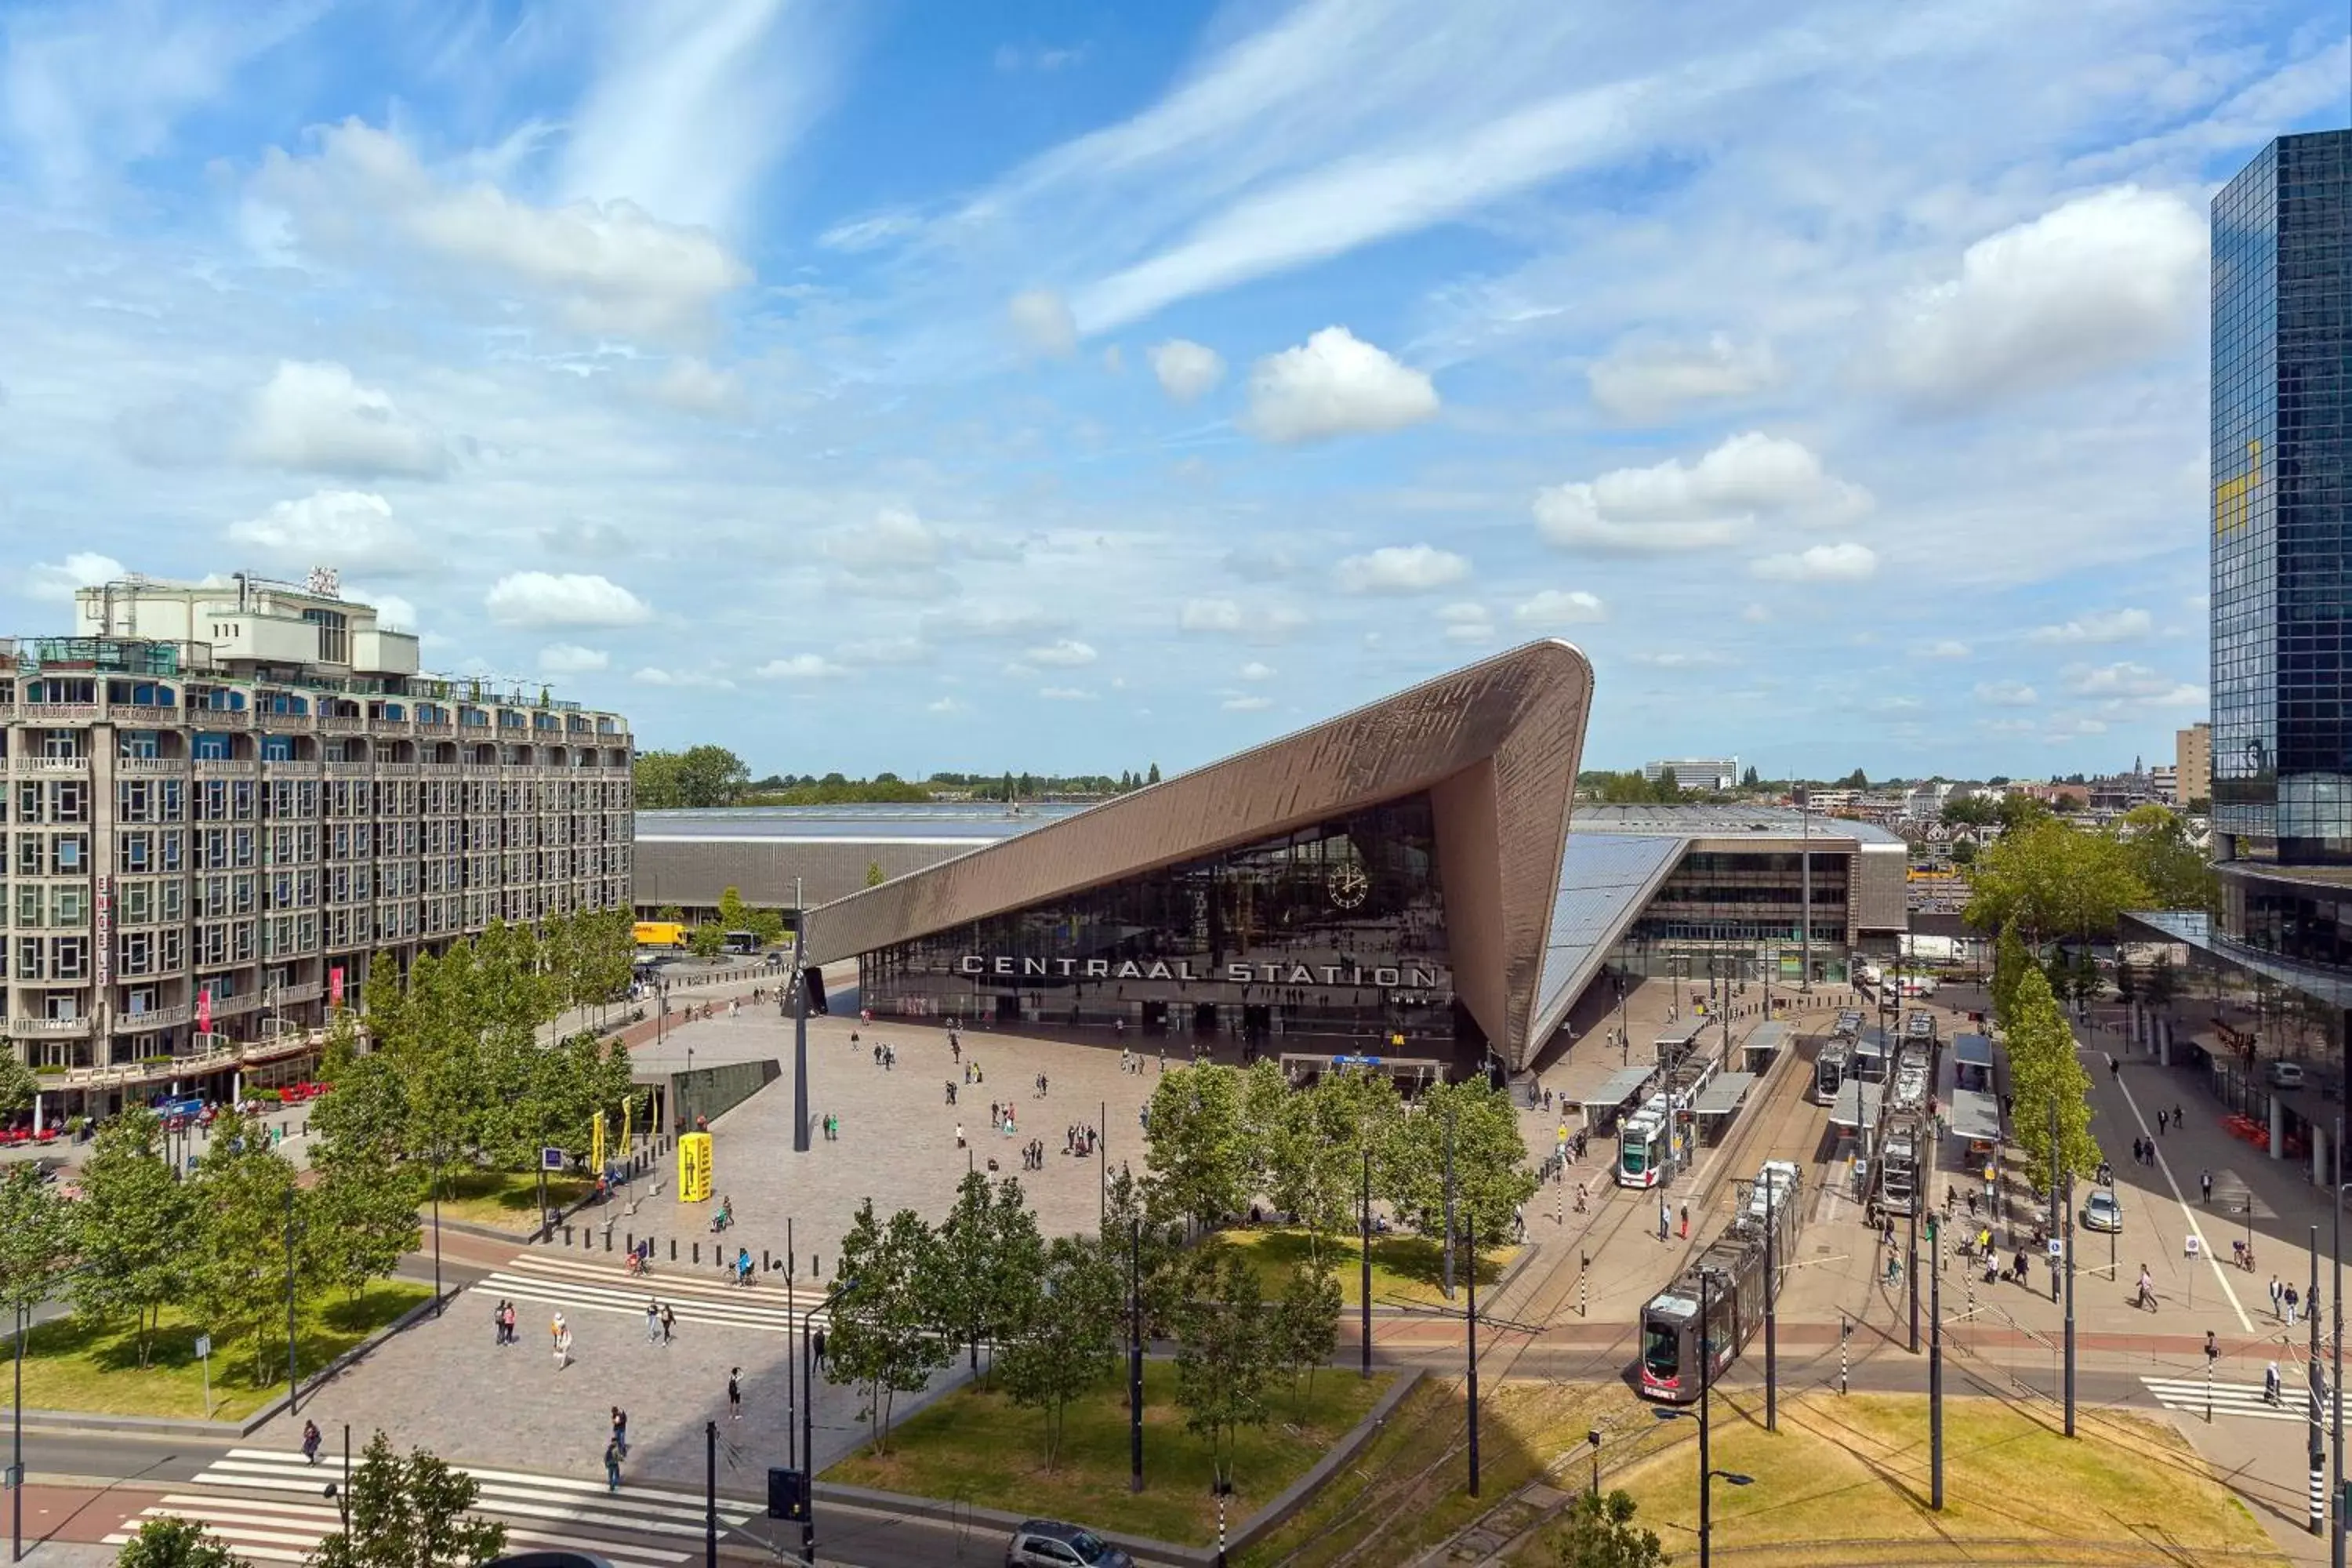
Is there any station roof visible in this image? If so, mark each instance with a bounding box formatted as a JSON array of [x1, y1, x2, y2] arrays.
[[1743, 1020, 1791, 1056], [637, 804, 1083, 844], [1693, 1072, 1756, 1117], [1947, 1088, 2002, 1145], [1575, 1066, 1657, 1112], [1828, 1082, 1886, 1131]]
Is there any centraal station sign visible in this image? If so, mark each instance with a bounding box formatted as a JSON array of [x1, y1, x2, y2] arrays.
[[956, 955, 1446, 989]]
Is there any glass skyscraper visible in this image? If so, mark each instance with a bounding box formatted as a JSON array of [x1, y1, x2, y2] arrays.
[[2211, 129, 2351, 871]]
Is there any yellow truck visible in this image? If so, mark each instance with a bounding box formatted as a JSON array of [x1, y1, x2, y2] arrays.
[[633, 920, 687, 949]]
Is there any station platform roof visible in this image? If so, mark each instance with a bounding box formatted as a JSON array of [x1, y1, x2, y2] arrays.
[[1742, 1021, 1791, 1057], [1693, 1072, 1756, 1118], [1947, 1087, 2002, 1145], [1828, 1082, 1885, 1131], [1575, 1066, 1656, 1112]]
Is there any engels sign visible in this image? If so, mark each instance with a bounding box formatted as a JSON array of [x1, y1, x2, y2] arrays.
[[956, 954, 1445, 989]]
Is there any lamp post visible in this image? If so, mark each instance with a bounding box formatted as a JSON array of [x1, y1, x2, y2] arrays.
[[1651, 1269, 1755, 1568], [430, 1144, 445, 1317], [10, 1299, 24, 1565], [1586, 1428, 1602, 1500], [1130, 1216, 1145, 1494], [284, 1187, 301, 1417], [800, 1277, 856, 1564]]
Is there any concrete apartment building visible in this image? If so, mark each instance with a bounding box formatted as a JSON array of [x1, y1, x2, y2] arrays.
[[2176, 721, 2211, 808], [1642, 757, 1739, 790], [6, 571, 632, 1112]]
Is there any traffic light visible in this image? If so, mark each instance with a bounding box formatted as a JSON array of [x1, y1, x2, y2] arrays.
[[766, 1467, 809, 1521]]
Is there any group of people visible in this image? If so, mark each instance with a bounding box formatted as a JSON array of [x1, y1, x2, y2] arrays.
[[488, 1298, 521, 1345], [2127, 1135, 2159, 1167], [2267, 1274, 2316, 1325], [1064, 1123, 1098, 1157]]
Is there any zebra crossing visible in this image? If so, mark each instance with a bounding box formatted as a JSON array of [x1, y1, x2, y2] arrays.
[[2142, 1374, 2331, 1425], [470, 1249, 830, 1336], [103, 1446, 762, 1567]]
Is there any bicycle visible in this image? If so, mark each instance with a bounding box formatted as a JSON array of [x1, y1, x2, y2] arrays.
[[623, 1250, 652, 1279]]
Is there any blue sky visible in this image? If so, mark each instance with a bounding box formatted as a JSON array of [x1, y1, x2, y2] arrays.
[[1, 0, 2344, 782]]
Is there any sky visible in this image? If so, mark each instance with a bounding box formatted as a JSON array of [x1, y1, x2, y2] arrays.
[[0, 0, 2345, 783]]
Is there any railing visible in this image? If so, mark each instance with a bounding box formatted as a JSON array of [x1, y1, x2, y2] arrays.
[[202, 991, 263, 1018], [189, 709, 252, 730], [377, 763, 420, 779], [416, 722, 456, 737], [15, 756, 91, 773], [20, 702, 100, 724], [116, 1003, 192, 1033], [319, 714, 367, 732], [325, 761, 372, 778], [35, 1029, 325, 1091], [118, 756, 190, 774], [276, 980, 325, 1005], [257, 713, 314, 733], [110, 705, 180, 727], [9, 1016, 93, 1038], [194, 759, 257, 776], [261, 760, 321, 778]]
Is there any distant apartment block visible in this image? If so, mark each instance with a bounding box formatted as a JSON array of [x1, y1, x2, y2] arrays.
[[2176, 721, 2212, 808], [5, 572, 632, 1105], [1642, 757, 1739, 791]]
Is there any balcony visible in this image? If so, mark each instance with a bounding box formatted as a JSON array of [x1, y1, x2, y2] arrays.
[[9, 1016, 93, 1038], [324, 761, 373, 778], [275, 980, 325, 1005], [200, 991, 264, 1018], [21, 702, 100, 725], [194, 759, 257, 778], [258, 713, 314, 735], [118, 756, 190, 775], [416, 721, 455, 738], [190, 709, 252, 730], [116, 1002, 191, 1033], [318, 714, 367, 733], [16, 755, 91, 775], [110, 704, 182, 727], [38, 1026, 330, 1091], [261, 760, 321, 778]]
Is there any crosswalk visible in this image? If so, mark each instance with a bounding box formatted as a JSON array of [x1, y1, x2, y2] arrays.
[[471, 1249, 829, 1336], [103, 1447, 762, 1567], [2143, 1374, 2331, 1425]]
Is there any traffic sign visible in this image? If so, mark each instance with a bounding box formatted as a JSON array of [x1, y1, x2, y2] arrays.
[[541, 1146, 566, 1171], [194, 1334, 210, 1359]]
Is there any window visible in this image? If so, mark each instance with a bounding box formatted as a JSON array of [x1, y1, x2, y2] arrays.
[[119, 780, 151, 821], [262, 735, 294, 762], [125, 985, 157, 1015], [193, 733, 232, 761], [13, 937, 38, 979], [118, 832, 151, 873], [158, 927, 183, 970], [15, 884, 39, 927], [52, 937, 87, 979], [49, 886, 84, 926], [119, 731, 159, 760], [160, 829, 183, 872], [120, 930, 151, 976], [15, 784, 38, 823], [52, 836, 85, 873], [50, 782, 85, 822], [42, 991, 77, 1022], [158, 780, 183, 821], [41, 731, 83, 760], [121, 880, 150, 924], [303, 608, 349, 662]]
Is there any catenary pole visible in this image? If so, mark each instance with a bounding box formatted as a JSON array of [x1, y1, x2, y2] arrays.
[[1931, 1214, 1944, 1508], [1466, 1210, 1480, 1497], [1360, 1147, 1373, 1378], [2314, 1223, 2326, 1536], [1765, 1180, 1779, 1431], [1131, 1216, 1145, 1492], [2333, 1105, 2344, 1568], [2063, 1163, 2077, 1436]]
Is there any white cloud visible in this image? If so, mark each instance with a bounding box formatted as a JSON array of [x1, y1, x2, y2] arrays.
[[1038, 685, 1095, 701], [2063, 662, 2205, 706], [1633, 651, 1727, 670], [1334, 544, 1469, 595], [22, 551, 125, 601], [631, 666, 735, 689], [1025, 639, 1098, 668], [1243, 327, 1438, 444], [1181, 597, 1243, 633], [1915, 639, 1972, 659], [538, 644, 610, 674], [238, 363, 446, 477], [1740, 604, 1771, 625], [252, 119, 753, 339], [1750, 543, 1878, 583], [227, 490, 425, 572], [1534, 432, 1867, 554], [651, 358, 743, 416], [756, 654, 845, 681], [1177, 596, 1307, 641], [348, 586, 417, 630], [486, 572, 653, 629], [1221, 695, 1274, 712], [2027, 608, 2154, 644], [1008, 289, 1079, 358], [925, 695, 968, 714], [1237, 661, 1276, 681], [1149, 339, 1226, 403], [1973, 680, 2038, 706], [821, 210, 923, 252], [1514, 589, 1606, 626], [1885, 185, 2206, 410], [1102, 344, 1125, 374], [1588, 333, 1779, 422], [822, 507, 942, 573], [838, 636, 930, 666], [922, 600, 1067, 642], [1437, 602, 1494, 644]]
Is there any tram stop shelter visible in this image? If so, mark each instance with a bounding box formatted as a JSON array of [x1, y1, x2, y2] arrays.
[[1828, 1080, 1886, 1134], [1573, 1065, 1657, 1134], [1690, 1071, 1755, 1144], [1739, 1020, 1789, 1075]]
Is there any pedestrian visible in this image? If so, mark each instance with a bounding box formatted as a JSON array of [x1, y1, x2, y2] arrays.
[[2201, 1169, 2212, 1204], [612, 1406, 629, 1458], [1679, 1203, 1690, 1240], [1657, 1198, 1670, 1241], [604, 1435, 622, 1493], [493, 1298, 507, 1346], [812, 1326, 828, 1368], [302, 1419, 322, 1465], [2286, 1283, 2300, 1326], [660, 1303, 676, 1344], [956, 1123, 966, 1149], [2271, 1275, 2285, 1319], [644, 1299, 660, 1343], [728, 1367, 742, 1420], [2158, 1109, 2168, 1134], [503, 1301, 517, 1345], [554, 1320, 573, 1370], [2174, 1103, 2185, 1130]]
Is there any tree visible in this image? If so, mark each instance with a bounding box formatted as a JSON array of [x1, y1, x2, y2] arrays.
[[2115, 804, 2216, 912], [0, 1163, 72, 1345], [998, 1234, 1123, 1470], [74, 1108, 194, 1366], [688, 922, 725, 959], [1941, 796, 1999, 828], [2005, 964, 2100, 1194], [657, 904, 686, 926], [1270, 1261, 1341, 1406], [309, 1136, 425, 1304], [1552, 1490, 1670, 1568], [1651, 767, 1681, 803], [115, 1517, 241, 1568], [829, 1200, 954, 1453], [1147, 762, 1161, 785], [306, 1431, 506, 1568], [2146, 951, 2180, 1014], [1740, 765, 1760, 788], [1101, 1162, 1187, 1335], [717, 887, 753, 932], [1172, 1247, 1276, 1494], [865, 862, 887, 888], [187, 1113, 310, 1384], [1145, 1065, 1253, 1234], [1965, 816, 2149, 946], [0, 1048, 36, 1117], [1381, 1078, 1536, 1283], [1950, 838, 1977, 866], [930, 1171, 1044, 1385]]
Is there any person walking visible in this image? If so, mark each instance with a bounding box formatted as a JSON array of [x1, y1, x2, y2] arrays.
[[502, 1301, 517, 1345], [2286, 1283, 2300, 1326], [2271, 1275, 2286, 1319], [554, 1316, 573, 1370], [2200, 1168, 2212, 1204], [659, 1303, 676, 1344], [728, 1367, 743, 1420], [1657, 1197, 1670, 1241], [956, 1122, 966, 1149], [644, 1299, 661, 1343], [812, 1327, 828, 1370], [612, 1406, 629, 1459], [604, 1435, 623, 1493], [302, 1420, 322, 1465], [1679, 1203, 1690, 1240], [2158, 1109, 2168, 1135]]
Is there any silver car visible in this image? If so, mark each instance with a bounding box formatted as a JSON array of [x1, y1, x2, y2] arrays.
[[1007, 1521, 1133, 1568], [2082, 1189, 2123, 1232]]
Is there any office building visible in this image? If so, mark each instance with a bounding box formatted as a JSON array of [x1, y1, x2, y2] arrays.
[[6, 572, 633, 1108], [2176, 722, 2211, 809], [1641, 757, 1740, 792]]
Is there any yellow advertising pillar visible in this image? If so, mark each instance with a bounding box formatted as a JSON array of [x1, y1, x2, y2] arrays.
[[679, 1132, 713, 1203]]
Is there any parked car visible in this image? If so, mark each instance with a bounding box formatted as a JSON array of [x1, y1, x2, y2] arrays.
[[1006, 1521, 1132, 1568], [2268, 1061, 2307, 1090], [2082, 1190, 2124, 1232]]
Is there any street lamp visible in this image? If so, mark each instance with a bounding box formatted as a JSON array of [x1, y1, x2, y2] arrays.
[[799, 1276, 857, 1564], [1586, 1427, 1602, 1499], [1649, 1269, 1756, 1568]]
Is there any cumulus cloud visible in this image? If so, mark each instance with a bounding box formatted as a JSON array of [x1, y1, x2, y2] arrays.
[[486, 572, 652, 628], [2027, 608, 2153, 644], [538, 644, 610, 674], [1177, 597, 1307, 641], [1588, 333, 1779, 422], [1750, 543, 1878, 583], [2063, 662, 2205, 705], [23, 551, 125, 601], [251, 118, 752, 339], [1038, 685, 1095, 701], [756, 653, 845, 681], [227, 490, 425, 572], [1534, 432, 1868, 554], [1243, 327, 1438, 444], [632, 666, 735, 689], [821, 506, 942, 574], [1334, 544, 1469, 594], [1514, 589, 1606, 626], [921, 600, 1068, 643], [925, 695, 967, 714], [347, 586, 417, 630], [1180, 598, 1243, 633], [1237, 661, 1276, 681], [1973, 680, 2038, 706], [1885, 185, 2205, 410], [1025, 639, 1098, 668], [837, 636, 930, 666], [1437, 602, 1494, 644], [651, 357, 743, 416], [238, 362, 446, 477], [1008, 289, 1079, 358], [1149, 339, 1225, 403]]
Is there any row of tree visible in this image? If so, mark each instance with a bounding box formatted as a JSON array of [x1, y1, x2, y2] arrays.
[[1991, 924, 2103, 1194], [1963, 804, 2214, 945], [635, 749, 1178, 810]]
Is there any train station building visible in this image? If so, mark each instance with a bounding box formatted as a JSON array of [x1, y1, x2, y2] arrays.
[[636, 641, 1909, 1076]]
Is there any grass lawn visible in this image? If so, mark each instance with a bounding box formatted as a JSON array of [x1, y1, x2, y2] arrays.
[[1587, 1388, 2281, 1568], [430, 1167, 590, 1231], [3, 1280, 431, 1422], [1220, 1227, 1519, 1308], [824, 1359, 1392, 1546]]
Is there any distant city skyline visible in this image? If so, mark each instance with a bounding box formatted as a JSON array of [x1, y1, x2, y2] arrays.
[[0, 4, 2339, 776]]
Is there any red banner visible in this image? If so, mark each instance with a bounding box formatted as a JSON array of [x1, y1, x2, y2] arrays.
[[197, 987, 211, 1036], [329, 966, 344, 1007]]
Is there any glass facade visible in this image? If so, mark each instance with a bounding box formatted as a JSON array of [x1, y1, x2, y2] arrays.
[[2219, 869, 2352, 973], [2212, 130, 2352, 860], [857, 793, 1470, 1053]]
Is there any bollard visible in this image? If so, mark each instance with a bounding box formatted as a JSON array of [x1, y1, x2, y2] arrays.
[[627, 1232, 634, 1254], [604, 1229, 612, 1252], [694, 1242, 701, 1265], [670, 1237, 677, 1261], [565, 1225, 575, 1245], [1841, 1314, 1850, 1396], [764, 1250, 771, 1272]]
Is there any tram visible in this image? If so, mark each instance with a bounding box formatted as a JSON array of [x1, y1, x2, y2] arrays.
[[1850, 1029, 1891, 1084], [1638, 1163, 1806, 1403], [1809, 1038, 1853, 1105], [1617, 1097, 1675, 1188]]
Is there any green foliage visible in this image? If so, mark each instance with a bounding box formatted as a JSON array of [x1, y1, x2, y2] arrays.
[[633, 745, 750, 808], [2005, 964, 2101, 1193], [74, 1109, 193, 1367], [1965, 815, 2151, 942], [2114, 804, 2217, 912], [115, 1516, 241, 1568], [309, 1138, 425, 1304], [306, 1431, 507, 1568], [688, 922, 725, 959], [0, 1162, 73, 1319], [1147, 763, 1161, 785], [1145, 1065, 1253, 1232], [1382, 1078, 1537, 1268], [1941, 795, 2000, 828], [997, 1234, 1123, 1470], [2145, 952, 2180, 1011], [187, 1113, 310, 1383], [865, 862, 887, 888], [1270, 1261, 1341, 1406], [0, 1047, 38, 1115], [658, 904, 686, 925], [1552, 1490, 1671, 1568], [1172, 1247, 1275, 1490], [931, 1171, 1045, 1387], [830, 1199, 956, 1452], [1991, 924, 2031, 1033], [1740, 764, 1760, 788]]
